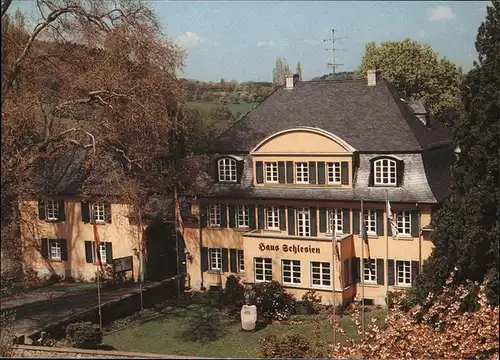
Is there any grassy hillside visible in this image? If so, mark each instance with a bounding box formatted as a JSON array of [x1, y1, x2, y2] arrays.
[[187, 101, 258, 117]]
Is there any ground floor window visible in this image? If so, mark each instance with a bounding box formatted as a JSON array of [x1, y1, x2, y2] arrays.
[[255, 257, 272, 282], [97, 243, 107, 264], [396, 260, 411, 285], [209, 248, 222, 271], [281, 259, 301, 285], [311, 261, 331, 287], [49, 239, 61, 261], [363, 259, 376, 282], [237, 249, 244, 273]]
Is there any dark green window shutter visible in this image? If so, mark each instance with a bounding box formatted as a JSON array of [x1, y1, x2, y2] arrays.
[[411, 210, 419, 237], [279, 206, 286, 230], [236, 160, 244, 183], [319, 208, 327, 233], [278, 161, 285, 183], [341, 162, 349, 185], [38, 200, 46, 221], [81, 202, 90, 223], [352, 257, 360, 283], [220, 204, 227, 227], [317, 162, 325, 184], [368, 161, 375, 187], [200, 206, 208, 228], [309, 162, 316, 184], [222, 248, 229, 272], [411, 261, 420, 285], [257, 206, 265, 229], [201, 247, 209, 271], [286, 161, 294, 183], [343, 259, 349, 286], [85, 241, 93, 263], [396, 160, 404, 187], [376, 258, 384, 285], [352, 209, 360, 234], [60, 239, 68, 261], [104, 203, 112, 223], [387, 216, 393, 236], [106, 242, 113, 264], [310, 207, 317, 236], [41, 238, 49, 259], [287, 207, 295, 236], [376, 210, 384, 236], [214, 159, 220, 182], [342, 209, 350, 233], [58, 200, 65, 221], [248, 205, 256, 229], [256, 161, 264, 184], [230, 249, 237, 272], [388, 259, 395, 286], [229, 205, 236, 228]]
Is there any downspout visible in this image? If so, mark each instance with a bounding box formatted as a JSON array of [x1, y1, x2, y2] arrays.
[[199, 200, 204, 290], [417, 203, 422, 272]]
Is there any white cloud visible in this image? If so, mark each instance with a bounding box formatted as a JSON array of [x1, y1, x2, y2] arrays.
[[256, 40, 277, 48], [175, 32, 203, 49], [427, 5, 456, 21]]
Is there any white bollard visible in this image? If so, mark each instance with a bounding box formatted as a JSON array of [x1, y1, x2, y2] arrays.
[[240, 304, 257, 331]]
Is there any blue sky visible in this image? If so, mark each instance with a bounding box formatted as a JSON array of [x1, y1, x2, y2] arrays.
[[11, 1, 491, 82]]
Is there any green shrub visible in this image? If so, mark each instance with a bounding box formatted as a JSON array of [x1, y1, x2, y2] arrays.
[[65, 322, 102, 349], [246, 281, 296, 323], [300, 290, 323, 315], [258, 325, 326, 358], [219, 275, 245, 306]]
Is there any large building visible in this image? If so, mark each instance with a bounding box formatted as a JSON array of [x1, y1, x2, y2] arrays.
[[182, 71, 454, 305]]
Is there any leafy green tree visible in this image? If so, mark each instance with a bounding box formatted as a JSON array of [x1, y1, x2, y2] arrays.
[[272, 57, 290, 87], [356, 38, 462, 125], [412, 0, 499, 307], [296, 62, 303, 81]]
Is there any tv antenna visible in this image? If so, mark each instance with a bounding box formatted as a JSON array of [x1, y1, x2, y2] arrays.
[[323, 29, 346, 75]]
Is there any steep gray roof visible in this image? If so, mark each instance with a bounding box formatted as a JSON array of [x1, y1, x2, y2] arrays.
[[207, 79, 452, 153]]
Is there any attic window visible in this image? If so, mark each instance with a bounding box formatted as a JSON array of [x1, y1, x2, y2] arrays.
[[218, 158, 237, 183], [374, 158, 397, 186]]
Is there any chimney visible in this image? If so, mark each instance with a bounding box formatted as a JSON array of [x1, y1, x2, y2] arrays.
[[367, 69, 378, 86], [285, 73, 299, 89]]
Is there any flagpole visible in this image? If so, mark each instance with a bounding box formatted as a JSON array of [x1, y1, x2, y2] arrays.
[[360, 199, 365, 336], [331, 210, 336, 347], [385, 190, 389, 304], [138, 212, 144, 315], [174, 186, 181, 303], [92, 221, 103, 331]]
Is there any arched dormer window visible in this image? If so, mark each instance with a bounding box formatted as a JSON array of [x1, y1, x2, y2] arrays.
[[370, 157, 404, 187], [217, 157, 237, 183]]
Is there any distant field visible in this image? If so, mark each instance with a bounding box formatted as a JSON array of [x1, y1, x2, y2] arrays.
[[186, 101, 258, 117]]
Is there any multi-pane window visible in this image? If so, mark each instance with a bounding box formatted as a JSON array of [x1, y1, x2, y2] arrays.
[[396, 260, 411, 285], [265, 162, 278, 183], [45, 200, 60, 221], [327, 162, 341, 184], [208, 204, 221, 227], [218, 158, 237, 182], [363, 210, 377, 234], [97, 243, 107, 264], [91, 203, 105, 222], [374, 158, 397, 186], [396, 211, 411, 235], [328, 208, 343, 234], [209, 248, 222, 271], [237, 249, 245, 273], [266, 206, 279, 230], [282, 260, 301, 284], [255, 257, 272, 282], [363, 259, 376, 282], [49, 239, 61, 261], [311, 261, 331, 287], [297, 208, 311, 237], [236, 205, 249, 228], [295, 162, 309, 183]]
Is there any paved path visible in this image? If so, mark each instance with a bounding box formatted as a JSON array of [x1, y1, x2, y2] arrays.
[[2, 282, 155, 335]]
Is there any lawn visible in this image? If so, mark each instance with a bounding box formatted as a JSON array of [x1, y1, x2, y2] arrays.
[[186, 101, 258, 117], [103, 293, 387, 358]]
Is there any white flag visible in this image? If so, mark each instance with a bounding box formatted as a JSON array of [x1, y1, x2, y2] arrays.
[[387, 200, 399, 238]]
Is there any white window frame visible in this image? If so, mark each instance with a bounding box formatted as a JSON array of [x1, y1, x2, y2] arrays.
[[91, 203, 105, 223], [254, 257, 272, 282], [96, 243, 107, 264], [374, 158, 397, 186], [363, 258, 376, 283], [208, 204, 221, 227], [209, 248, 222, 271], [45, 200, 60, 221], [396, 260, 412, 286], [295, 162, 309, 184], [49, 239, 61, 261], [297, 207, 311, 237], [311, 261, 331, 288], [327, 162, 341, 184], [281, 259, 301, 285], [396, 210, 411, 236], [237, 249, 245, 273], [218, 158, 237, 183], [327, 208, 343, 234], [265, 162, 278, 183], [265, 206, 279, 230], [363, 210, 377, 234], [236, 205, 249, 228]]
